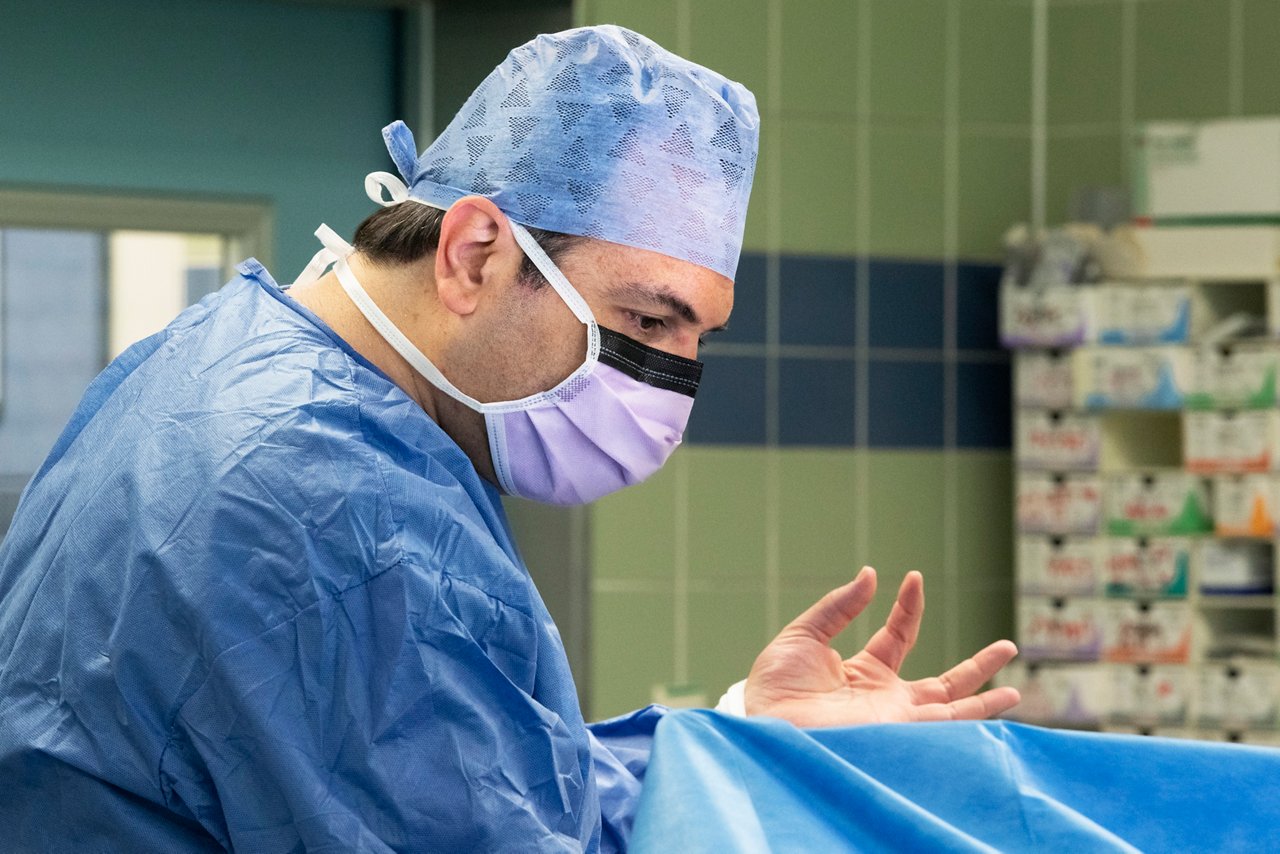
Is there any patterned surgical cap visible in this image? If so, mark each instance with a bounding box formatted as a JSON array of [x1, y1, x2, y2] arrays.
[[379, 24, 760, 280]]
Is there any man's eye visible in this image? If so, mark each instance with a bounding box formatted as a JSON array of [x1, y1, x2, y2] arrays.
[[629, 312, 665, 333]]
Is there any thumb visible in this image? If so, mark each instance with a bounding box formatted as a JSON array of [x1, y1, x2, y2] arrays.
[[781, 567, 877, 646]]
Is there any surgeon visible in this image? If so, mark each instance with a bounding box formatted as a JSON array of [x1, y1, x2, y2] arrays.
[[0, 25, 1019, 852]]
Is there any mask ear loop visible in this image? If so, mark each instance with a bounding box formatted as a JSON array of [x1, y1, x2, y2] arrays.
[[348, 174, 601, 411], [507, 222, 601, 365]]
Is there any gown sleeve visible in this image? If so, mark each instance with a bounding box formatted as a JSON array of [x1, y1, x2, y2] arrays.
[[586, 704, 668, 853]]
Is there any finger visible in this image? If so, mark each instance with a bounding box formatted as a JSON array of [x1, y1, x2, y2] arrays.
[[782, 567, 876, 646], [910, 640, 1019, 705], [860, 571, 924, 672], [912, 686, 1022, 722]]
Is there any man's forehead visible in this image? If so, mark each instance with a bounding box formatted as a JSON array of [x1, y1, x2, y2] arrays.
[[575, 244, 734, 329]]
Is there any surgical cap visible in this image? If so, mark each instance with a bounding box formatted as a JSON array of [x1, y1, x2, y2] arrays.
[[378, 24, 760, 281]]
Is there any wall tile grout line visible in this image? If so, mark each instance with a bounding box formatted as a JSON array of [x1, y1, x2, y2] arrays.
[[854, 0, 873, 588], [673, 451, 690, 686], [942, 0, 961, 666], [1120, 0, 1137, 186], [1228, 0, 1244, 116], [1047, 122, 1127, 138], [704, 343, 1011, 363], [672, 0, 692, 689], [1031, 0, 1048, 232], [764, 0, 784, 640]]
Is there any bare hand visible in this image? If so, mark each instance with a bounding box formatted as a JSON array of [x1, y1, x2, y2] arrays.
[[745, 567, 1020, 727]]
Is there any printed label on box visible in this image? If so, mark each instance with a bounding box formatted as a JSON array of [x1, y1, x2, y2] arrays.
[[1105, 473, 1213, 536], [1185, 410, 1280, 474], [1200, 539, 1274, 595], [1001, 284, 1094, 348], [1016, 351, 1075, 409], [1102, 601, 1192, 664], [1018, 537, 1101, 597], [1017, 474, 1103, 535], [1020, 598, 1104, 661], [1136, 118, 1280, 220], [998, 662, 1109, 725], [1111, 664, 1189, 725], [1096, 284, 1192, 345], [1078, 347, 1190, 410], [1187, 345, 1278, 410], [1198, 663, 1280, 728], [1016, 412, 1101, 471], [1105, 537, 1190, 597], [1213, 474, 1278, 537]]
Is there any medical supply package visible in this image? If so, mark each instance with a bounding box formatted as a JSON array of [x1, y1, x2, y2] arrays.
[[1017, 536, 1101, 597], [1184, 409, 1280, 473], [1103, 536, 1191, 598], [1187, 342, 1279, 409], [1213, 473, 1279, 537], [1104, 471, 1212, 536], [1015, 350, 1075, 409], [1019, 597, 1105, 661], [1015, 411, 1101, 471], [1017, 473, 1103, 535], [1075, 345, 1192, 409]]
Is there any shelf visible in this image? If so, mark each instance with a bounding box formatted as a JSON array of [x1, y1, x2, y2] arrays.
[[1198, 595, 1277, 610], [1010, 248, 1280, 743]]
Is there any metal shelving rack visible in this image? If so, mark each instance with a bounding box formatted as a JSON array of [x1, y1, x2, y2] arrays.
[[998, 235, 1280, 744]]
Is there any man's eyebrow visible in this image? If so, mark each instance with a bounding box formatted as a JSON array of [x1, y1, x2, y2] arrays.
[[612, 280, 714, 327]]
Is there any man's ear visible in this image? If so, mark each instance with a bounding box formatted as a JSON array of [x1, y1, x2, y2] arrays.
[[434, 196, 521, 318]]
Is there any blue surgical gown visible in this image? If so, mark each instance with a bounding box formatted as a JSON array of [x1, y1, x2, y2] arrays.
[[0, 260, 660, 852]]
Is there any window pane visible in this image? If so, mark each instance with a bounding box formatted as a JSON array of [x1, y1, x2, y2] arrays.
[[107, 231, 228, 358], [0, 228, 106, 478]]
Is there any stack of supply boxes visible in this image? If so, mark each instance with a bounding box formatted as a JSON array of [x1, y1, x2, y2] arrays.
[[1000, 117, 1280, 740]]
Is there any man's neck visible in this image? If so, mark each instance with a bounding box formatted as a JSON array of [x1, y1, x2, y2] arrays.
[[286, 258, 500, 484]]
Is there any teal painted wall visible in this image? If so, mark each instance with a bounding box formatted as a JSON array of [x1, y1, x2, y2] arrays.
[[0, 0, 397, 276]]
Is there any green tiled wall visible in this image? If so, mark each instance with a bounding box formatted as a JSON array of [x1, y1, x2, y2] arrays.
[[591, 448, 1015, 718], [578, 0, 1034, 261], [581, 0, 1280, 719], [1045, 0, 1280, 222], [577, 0, 1028, 719]]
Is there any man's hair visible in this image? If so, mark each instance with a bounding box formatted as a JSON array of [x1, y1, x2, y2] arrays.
[[352, 203, 582, 288]]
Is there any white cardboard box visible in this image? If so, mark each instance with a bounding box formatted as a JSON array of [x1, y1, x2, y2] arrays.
[[1105, 472, 1212, 536], [1111, 664, 1189, 725], [1019, 597, 1105, 662], [1017, 473, 1103, 535], [1104, 537, 1191, 598], [1199, 539, 1273, 595], [1187, 343, 1280, 409], [1074, 346, 1191, 410], [997, 662, 1109, 726], [1198, 662, 1280, 729], [1094, 283, 1194, 345], [1015, 350, 1075, 409], [1213, 473, 1280, 537], [1135, 118, 1280, 221], [1184, 410, 1280, 474], [1102, 601, 1192, 664], [1018, 536, 1101, 597], [1001, 284, 1095, 348], [1016, 411, 1101, 471], [1124, 226, 1280, 279]]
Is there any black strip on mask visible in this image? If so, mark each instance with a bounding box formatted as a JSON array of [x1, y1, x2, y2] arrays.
[[597, 326, 703, 398]]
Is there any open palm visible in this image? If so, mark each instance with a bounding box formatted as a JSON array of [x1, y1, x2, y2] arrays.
[[745, 567, 1020, 727]]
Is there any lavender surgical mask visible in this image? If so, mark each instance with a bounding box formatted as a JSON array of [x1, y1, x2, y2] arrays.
[[296, 219, 701, 505]]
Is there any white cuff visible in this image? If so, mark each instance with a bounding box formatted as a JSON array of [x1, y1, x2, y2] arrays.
[[714, 679, 748, 717]]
